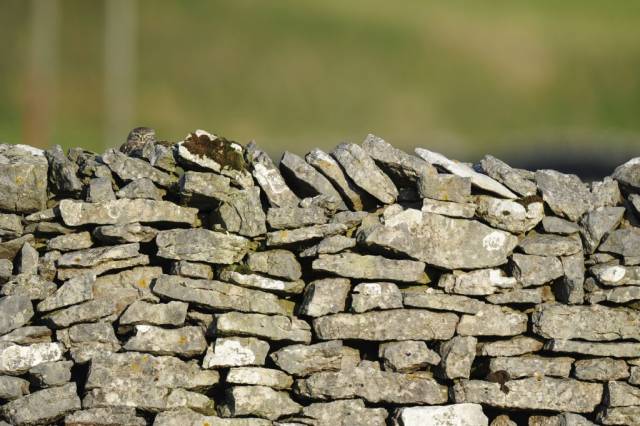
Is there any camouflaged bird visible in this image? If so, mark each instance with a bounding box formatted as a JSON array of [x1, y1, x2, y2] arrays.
[[119, 126, 156, 156]]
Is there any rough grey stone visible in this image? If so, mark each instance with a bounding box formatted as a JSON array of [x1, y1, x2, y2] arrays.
[[227, 367, 293, 390], [247, 142, 299, 208], [518, 233, 582, 256], [0, 213, 24, 239], [439, 335, 477, 379], [486, 287, 550, 305], [152, 275, 291, 315], [477, 336, 544, 357], [28, 360, 73, 387], [266, 223, 347, 246], [489, 355, 573, 379], [215, 312, 312, 343], [123, 324, 207, 357], [178, 170, 233, 204], [86, 351, 218, 390], [557, 252, 585, 304], [421, 198, 476, 218], [351, 282, 402, 312], [314, 309, 458, 341], [379, 340, 440, 372], [87, 177, 116, 203], [415, 148, 517, 198], [0, 144, 48, 213], [580, 207, 625, 253], [573, 358, 629, 381], [93, 222, 158, 244], [0, 295, 34, 335], [219, 385, 302, 420], [37, 273, 95, 313], [475, 196, 543, 233], [101, 148, 176, 187], [535, 169, 593, 221], [299, 234, 356, 257], [64, 407, 146, 426], [0, 326, 51, 345], [299, 278, 351, 317], [0, 234, 35, 261], [156, 228, 250, 264], [202, 337, 270, 368], [170, 261, 213, 280], [56, 322, 121, 363], [312, 253, 427, 283], [438, 268, 518, 296], [119, 300, 188, 326], [59, 199, 198, 226], [270, 341, 360, 377], [280, 151, 346, 209], [295, 399, 387, 426], [16, 242, 38, 275], [545, 339, 640, 358], [454, 377, 602, 413], [359, 210, 517, 269], [0, 375, 29, 400], [153, 409, 271, 426], [591, 177, 622, 209], [393, 404, 489, 426], [590, 264, 640, 286], [607, 380, 640, 406], [266, 206, 327, 230], [0, 382, 81, 426], [457, 305, 527, 337], [306, 148, 371, 211], [599, 228, 640, 257], [612, 157, 640, 190], [116, 177, 165, 200], [597, 406, 640, 426], [295, 365, 448, 404], [542, 216, 580, 235], [533, 303, 640, 341], [42, 299, 117, 329], [0, 275, 57, 301], [418, 173, 472, 203], [57, 255, 146, 280], [47, 231, 93, 251], [214, 187, 267, 237], [246, 250, 302, 281], [220, 269, 305, 294], [480, 154, 537, 197], [58, 243, 140, 268], [402, 288, 487, 314]]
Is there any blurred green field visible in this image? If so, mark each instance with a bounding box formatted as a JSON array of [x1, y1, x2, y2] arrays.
[[1, 0, 640, 163]]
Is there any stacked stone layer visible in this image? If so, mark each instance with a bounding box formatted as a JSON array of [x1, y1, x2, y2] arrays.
[[1, 130, 640, 425]]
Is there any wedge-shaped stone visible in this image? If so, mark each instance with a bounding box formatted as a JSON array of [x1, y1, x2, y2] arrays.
[[59, 199, 198, 226], [215, 312, 312, 343], [312, 253, 427, 283], [266, 223, 347, 246], [219, 385, 301, 420], [535, 169, 592, 221], [457, 305, 527, 337], [296, 400, 386, 426], [270, 341, 360, 377], [0, 342, 64, 374], [421, 198, 476, 218], [518, 233, 582, 256], [0, 326, 51, 345], [480, 155, 537, 197], [0, 295, 34, 335], [117, 177, 165, 200], [42, 299, 117, 329], [153, 409, 271, 426], [600, 228, 640, 257], [489, 355, 573, 379], [332, 143, 398, 204], [37, 273, 95, 313], [202, 337, 270, 368], [359, 210, 517, 269], [119, 300, 188, 326], [58, 254, 150, 281], [402, 288, 487, 314], [220, 270, 304, 294], [533, 304, 640, 341], [86, 352, 219, 390], [0, 382, 81, 426], [612, 157, 640, 190], [92, 266, 162, 310], [545, 339, 640, 358], [379, 340, 440, 372], [0, 144, 48, 213], [156, 228, 250, 264], [29, 360, 73, 387], [393, 404, 489, 426], [65, 407, 146, 426], [102, 148, 176, 187], [477, 336, 543, 357], [453, 377, 602, 413], [475, 196, 543, 233], [314, 309, 458, 341], [511, 254, 563, 287], [247, 143, 299, 208], [415, 148, 517, 198], [542, 216, 580, 235], [245, 250, 302, 281], [580, 206, 625, 253], [124, 325, 207, 357], [226, 367, 293, 390], [295, 366, 448, 404], [152, 275, 290, 315]]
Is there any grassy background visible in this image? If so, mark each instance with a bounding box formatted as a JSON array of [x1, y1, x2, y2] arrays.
[[1, 0, 640, 168]]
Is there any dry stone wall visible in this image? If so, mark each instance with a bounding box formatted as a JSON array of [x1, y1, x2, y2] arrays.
[[2, 129, 640, 425]]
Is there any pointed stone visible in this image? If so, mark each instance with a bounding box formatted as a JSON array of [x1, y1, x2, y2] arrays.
[[37, 273, 95, 313], [266, 223, 347, 246], [93, 223, 158, 244], [214, 187, 267, 237], [599, 228, 640, 257], [480, 155, 537, 197], [246, 142, 299, 208], [439, 336, 477, 379]]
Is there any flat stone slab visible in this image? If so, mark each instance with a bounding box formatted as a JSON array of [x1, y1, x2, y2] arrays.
[[219, 385, 301, 420], [215, 312, 312, 344], [453, 377, 602, 413], [0, 382, 81, 426], [358, 210, 517, 269], [295, 366, 448, 404], [314, 309, 458, 341], [154, 409, 271, 426], [393, 404, 489, 426], [156, 229, 251, 264], [0, 342, 65, 374], [270, 341, 360, 377], [533, 303, 640, 341], [544, 339, 640, 358], [202, 337, 270, 368], [312, 253, 427, 283], [123, 325, 207, 357]]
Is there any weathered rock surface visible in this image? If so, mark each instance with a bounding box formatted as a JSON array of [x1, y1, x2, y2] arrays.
[[379, 340, 440, 372], [0, 382, 81, 425], [0, 342, 64, 374], [351, 282, 403, 312], [393, 404, 489, 426], [489, 355, 574, 378], [156, 228, 250, 264], [202, 337, 270, 368], [270, 341, 360, 377], [245, 249, 302, 280], [439, 335, 477, 379], [535, 170, 593, 221], [480, 155, 537, 197], [101, 148, 176, 187], [59, 199, 198, 226], [0, 144, 48, 213], [299, 278, 350, 317], [219, 385, 301, 420], [312, 252, 427, 283], [457, 305, 527, 337], [215, 312, 312, 343], [123, 325, 207, 357], [294, 399, 387, 426], [0, 295, 34, 335]]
